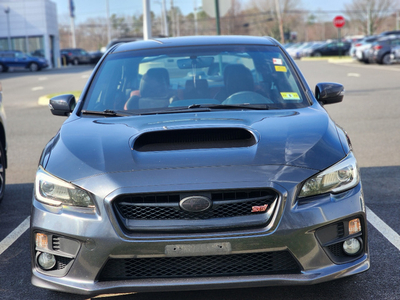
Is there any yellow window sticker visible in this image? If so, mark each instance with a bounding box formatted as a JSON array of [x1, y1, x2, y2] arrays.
[[280, 92, 300, 100], [275, 65, 287, 72]]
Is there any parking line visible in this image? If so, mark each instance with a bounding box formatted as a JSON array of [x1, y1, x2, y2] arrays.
[[366, 206, 400, 251], [0, 216, 30, 256], [31, 86, 44, 91]]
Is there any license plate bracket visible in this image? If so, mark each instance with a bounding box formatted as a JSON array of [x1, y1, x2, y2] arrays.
[[165, 242, 231, 257]]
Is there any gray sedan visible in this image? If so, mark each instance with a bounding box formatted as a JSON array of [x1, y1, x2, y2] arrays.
[[31, 36, 369, 296]]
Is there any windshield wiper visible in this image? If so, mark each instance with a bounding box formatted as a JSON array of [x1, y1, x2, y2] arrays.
[[191, 103, 269, 110], [137, 103, 269, 115], [81, 109, 129, 117]]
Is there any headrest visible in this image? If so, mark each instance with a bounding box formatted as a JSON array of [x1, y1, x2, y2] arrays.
[[223, 64, 254, 96], [140, 68, 170, 98]]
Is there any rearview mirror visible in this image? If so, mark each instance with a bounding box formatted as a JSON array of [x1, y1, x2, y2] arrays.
[[49, 94, 76, 116], [177, 56, 214, 69], [315, 82, 344, 105]]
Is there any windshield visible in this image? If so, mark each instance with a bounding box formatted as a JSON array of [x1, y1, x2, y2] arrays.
[[83, 44, 309, 114]]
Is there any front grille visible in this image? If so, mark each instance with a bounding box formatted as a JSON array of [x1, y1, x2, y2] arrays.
[[115, 189, 277, 221], [98, 251, 300, 281]]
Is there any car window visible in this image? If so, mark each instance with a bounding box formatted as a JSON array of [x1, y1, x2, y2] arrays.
[[15, 52, 25, 58], [83, 45, 309, 113]]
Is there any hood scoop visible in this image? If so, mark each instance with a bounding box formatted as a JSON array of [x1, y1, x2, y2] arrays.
[[134, 128, 256, 152]]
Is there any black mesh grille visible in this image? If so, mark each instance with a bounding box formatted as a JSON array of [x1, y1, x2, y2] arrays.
[[98, 251, 300, 281], [56, 256, 73, 270], [114, 189, 277, 221], [327, 243, 346, 257]]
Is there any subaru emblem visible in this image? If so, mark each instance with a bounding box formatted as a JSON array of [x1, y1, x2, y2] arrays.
[[179, 196, 212, 212]]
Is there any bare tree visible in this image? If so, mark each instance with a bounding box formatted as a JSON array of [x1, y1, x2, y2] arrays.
[[246, 0, 304, 42], [345, 0, 400, 35]]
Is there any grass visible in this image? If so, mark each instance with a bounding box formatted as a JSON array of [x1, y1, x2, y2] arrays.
[[45, 90, 82, 99]]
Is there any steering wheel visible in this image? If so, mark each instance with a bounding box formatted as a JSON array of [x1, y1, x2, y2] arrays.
[[222, 91, 274, 105]]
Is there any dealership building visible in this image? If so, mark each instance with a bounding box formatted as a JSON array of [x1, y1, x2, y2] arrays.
[[0, 0, 60, 68]]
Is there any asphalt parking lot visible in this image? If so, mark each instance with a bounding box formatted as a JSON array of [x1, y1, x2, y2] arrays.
[[0, 59, 400, 299]]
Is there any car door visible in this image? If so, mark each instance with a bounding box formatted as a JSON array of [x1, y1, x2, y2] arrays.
[[2, 52, 17, 68], [14, 51, 29, 68], [325, 43, 338, 56]]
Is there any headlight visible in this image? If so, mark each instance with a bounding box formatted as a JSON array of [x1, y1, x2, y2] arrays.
[[299, 152, 360, 198], [35, 167, 94, 207]]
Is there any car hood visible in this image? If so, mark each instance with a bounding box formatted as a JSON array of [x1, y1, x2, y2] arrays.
[[43, 105, 346, 185]]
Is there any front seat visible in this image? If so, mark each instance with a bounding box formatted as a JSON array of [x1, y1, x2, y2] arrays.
[[126, 68, 172, 110]]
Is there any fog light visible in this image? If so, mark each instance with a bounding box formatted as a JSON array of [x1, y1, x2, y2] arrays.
[[38, 252, 56, 270], [343, 238, 361, 255]]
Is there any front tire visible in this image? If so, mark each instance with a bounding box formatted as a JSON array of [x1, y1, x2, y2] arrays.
[[380, 53, 391, 65], [29, 63, 39, 72], [0, 64, 7, 73]]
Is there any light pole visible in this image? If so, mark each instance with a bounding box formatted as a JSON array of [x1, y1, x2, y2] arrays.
[[4, 6, 11, 50]]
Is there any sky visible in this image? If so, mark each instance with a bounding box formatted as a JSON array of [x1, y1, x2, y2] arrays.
[[52, 0, 353, 25]]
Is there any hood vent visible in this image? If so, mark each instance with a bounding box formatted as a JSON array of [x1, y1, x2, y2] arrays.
[[134, 128, 256, 152]]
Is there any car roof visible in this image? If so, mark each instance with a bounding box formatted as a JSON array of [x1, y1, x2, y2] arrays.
[[111, 35, 279, 53]]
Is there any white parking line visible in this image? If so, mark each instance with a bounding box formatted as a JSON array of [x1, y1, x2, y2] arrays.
[[366, 206, 400, 251], [31, 86, 44, 91], [347, 73, 360, 77], [0, 216, 30, 256]]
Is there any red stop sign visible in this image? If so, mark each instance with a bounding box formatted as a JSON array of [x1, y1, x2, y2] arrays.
[[333, 15, 345, 28]]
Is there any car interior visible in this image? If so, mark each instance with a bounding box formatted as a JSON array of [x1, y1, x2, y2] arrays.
[[84, 46, 308, 113]]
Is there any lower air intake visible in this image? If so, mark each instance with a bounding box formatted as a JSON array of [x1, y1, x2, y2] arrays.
[[98, 251, 301, 281]]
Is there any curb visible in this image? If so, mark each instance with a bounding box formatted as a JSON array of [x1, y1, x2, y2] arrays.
[[38, 96, 50, 106], [328, 58, 354, 64]]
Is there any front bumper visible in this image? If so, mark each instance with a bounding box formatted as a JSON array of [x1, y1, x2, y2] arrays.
[[30, 182, 369, 296]]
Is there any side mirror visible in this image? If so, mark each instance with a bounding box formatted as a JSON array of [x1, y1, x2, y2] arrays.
[[315, 82, 344, 105], [49, 94, 76, 116]]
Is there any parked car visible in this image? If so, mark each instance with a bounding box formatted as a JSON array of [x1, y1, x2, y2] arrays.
[[298, 41, 325, 58], [390, 43, 400, 63], [366, 35, 400, 64], [89, 50, 104, 64], [60, 48, 91, 65], [30, 49, 45, 58], [105, 36, 144, 50], [31, 35, 369, 296], [284, 42, 303, 58], [0, 50, 48, 72], [310, 41, 351, 57], [287, 42, 315, 59], [351, 36, 378, 63], [378, 30, 400, 37], [0, 82, 7, 203]]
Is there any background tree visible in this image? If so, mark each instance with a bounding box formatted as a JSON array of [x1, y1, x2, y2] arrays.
[[246, 0, 304, 42], [345, 0, 399, 35]]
